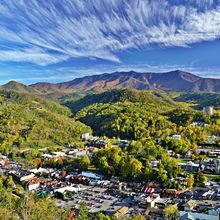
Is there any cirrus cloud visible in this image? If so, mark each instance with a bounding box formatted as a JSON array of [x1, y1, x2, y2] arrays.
[[0, 0, 220, 65]]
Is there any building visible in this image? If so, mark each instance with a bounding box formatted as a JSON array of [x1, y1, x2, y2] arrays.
[[26, 177, 42, 191], [179, 211, 219, 220], [119, 140, 130, 148], [10, 170, 35, 182], [81, 132, 90, 140], [30, 167, 52, 175], [178, 161, 200, 172], [171, 135, 181, 140], [203, 106, 214, 116], [146, 207, 164, 219], [206, 135, 219, 144], [54, 185, 85, 194], [150, 160, 159, 167], [183, 200, 197, 211], [214, 158, 220, 174], [145, 193, 160, 208], [190, 122, 208, 127], [113, 206, 128, 219], [52, 151, 66, 157], [80, 171, 103, 180]]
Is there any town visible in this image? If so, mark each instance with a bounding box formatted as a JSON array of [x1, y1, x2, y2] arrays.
[[1, 1, 220, 219], [0, 129, 219, 220]]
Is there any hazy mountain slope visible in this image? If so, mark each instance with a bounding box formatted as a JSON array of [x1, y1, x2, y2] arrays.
[[30, 70, 220, 93], [2, 81, 40, 94]]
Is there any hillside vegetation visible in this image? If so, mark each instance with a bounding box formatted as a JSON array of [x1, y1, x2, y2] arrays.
[[2, 81, 40, 95], [67, 89, 185, 139], [0, 91, 90, 153], [175, 92, 220, 110]]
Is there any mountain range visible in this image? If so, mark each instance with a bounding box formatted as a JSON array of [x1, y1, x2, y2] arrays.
[[2, 70, 220, 94]]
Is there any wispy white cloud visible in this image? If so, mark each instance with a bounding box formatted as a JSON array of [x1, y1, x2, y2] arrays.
[[0, 0, 220, 65]]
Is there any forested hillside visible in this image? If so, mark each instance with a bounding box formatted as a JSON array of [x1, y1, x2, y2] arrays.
[[66, 89, 183, 139], [2, 81, 40, 94], [0, 91, 90, 154], [66, 89, 220, 153], [175, 92, 220, 110]]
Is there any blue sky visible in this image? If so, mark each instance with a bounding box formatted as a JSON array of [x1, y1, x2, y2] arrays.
[[0, 0, 220, 84]]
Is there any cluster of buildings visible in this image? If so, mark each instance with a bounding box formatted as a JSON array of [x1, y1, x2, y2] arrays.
[[0, 130, 219, 219], [1, 150, 220, 220]]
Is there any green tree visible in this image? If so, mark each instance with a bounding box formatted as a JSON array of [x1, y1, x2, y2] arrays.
[[129, 157, 143, 177], [196, 172, 207, 187], [130, 214, 146, 220], [96, 213, 111, 220], [5, 176, 14, 189], [79, 155, 90, 171], [77, 202, 89, 220], [98, 156, 110, 175], [187, 174, 194, 188], [163, 205, 179, 220]]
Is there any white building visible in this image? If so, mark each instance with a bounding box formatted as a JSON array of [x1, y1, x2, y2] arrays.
[[10, 170, 35, 182], [81, 132, 90, 140], [171, 135, 181, 140], [54, 185, 85, 194], [203, 106, 214, 116]]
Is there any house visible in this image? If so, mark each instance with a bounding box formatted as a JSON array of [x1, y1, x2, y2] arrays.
[[119, 140, 130, 148], [42, 153, 53, 158], [145, 193, 160, 208], [54, 185, 85, 194], [155, 198, 172, 209], [30, 167, 52, 175], [178, 161, 200, 172], [81, 132, 90, 140], [10, 170, 35, 182], [146, 207, 164, 219], [179, 211, 219, 220], [183, 200, 197, 211], [80, 171, 103, 180], [205, 135, 219, 145], [208, 206, 220, 217], [52, 152, 66, 157], [190, 122, 208, 127], [113, 206, 128, 219], [0, 158, 8, 167], [26, 177, 42, 191], [87, 139, 107, 148], [150, 160, 159, 167], [171, 135, 181, 140], [163, 189, 182, 197]]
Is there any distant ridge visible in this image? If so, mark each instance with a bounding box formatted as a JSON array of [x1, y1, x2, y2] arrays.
[[2, 70, 220, 94], [2, 80, 39, 94], [30, 70, 220, 93]]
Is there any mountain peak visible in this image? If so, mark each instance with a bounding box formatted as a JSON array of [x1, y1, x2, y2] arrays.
[[27, 70, 220, 93], [2, 80, 39, 94]]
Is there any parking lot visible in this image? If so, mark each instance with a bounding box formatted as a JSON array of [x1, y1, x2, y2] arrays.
[[56, 186, 120, 213]]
